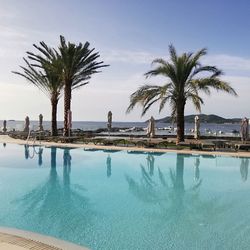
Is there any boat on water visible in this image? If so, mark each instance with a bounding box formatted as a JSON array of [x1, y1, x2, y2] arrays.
[[119, 127, 144, 132], [157, 126, 173, 131]]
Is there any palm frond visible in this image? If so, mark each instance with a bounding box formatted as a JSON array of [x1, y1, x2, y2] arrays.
[[169, 44, 178, 63], [13, 42, 63, 100], [192, 78, 237, 96], [127, 45, 237, 133]]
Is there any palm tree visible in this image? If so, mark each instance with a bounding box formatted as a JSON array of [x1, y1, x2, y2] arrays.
[[58, 36, 109, 136], [127, 45, 237, 143], [13, 42, 63, 136]]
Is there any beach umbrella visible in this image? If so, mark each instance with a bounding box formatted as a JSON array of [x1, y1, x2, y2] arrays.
[[240, 117, 249, 141], [3, 120, 7, 133], [67, 110, 72, 136], [23, 116, 30, 132], [246, 119, 249, 140], [107, 111, 112, 131], [147, 116, 155, 138], [194, 115, 200, 139], [38, 114, 44, 131]]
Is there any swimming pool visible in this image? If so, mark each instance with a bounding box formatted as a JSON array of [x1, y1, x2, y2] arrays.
[[0, 143, 250, 249]]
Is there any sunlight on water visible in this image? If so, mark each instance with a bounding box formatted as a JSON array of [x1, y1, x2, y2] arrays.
[[0, 144, 250, 249]]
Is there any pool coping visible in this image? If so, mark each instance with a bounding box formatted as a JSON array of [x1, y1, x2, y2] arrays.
[[0, 227, 88, 250], [1, 135, 250, 157]]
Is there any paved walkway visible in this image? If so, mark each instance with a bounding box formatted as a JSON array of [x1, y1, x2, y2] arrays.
[[1, 134, 250, 157], [0, 227, 88, 250]]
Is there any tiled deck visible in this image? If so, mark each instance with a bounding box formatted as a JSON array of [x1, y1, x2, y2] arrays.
[[0, 228, 88, 250], [0, 231, 62, 249], [1, 134, 250, 157]]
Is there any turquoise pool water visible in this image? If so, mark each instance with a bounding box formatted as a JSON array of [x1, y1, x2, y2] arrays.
[[0, 144, 250, 249]]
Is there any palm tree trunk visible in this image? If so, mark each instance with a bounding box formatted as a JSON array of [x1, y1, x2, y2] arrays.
[[51, 97, 58, 136], [176, 101, 185, 144], [64, 82, 72, 136]]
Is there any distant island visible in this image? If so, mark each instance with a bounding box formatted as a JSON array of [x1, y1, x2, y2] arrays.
[[155, 114, 242, 124]]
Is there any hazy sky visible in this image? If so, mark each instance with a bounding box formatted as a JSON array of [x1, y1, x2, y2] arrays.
[[1, 0, 250, 122]]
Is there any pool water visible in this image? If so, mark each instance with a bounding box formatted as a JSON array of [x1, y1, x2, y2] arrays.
[[0, 144, 250, 250]]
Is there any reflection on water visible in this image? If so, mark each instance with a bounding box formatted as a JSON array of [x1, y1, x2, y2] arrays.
[[106, 155, 111, 178], [63, 148, 71, 187], [24, 145, 44, 165], [146, 154, 155, 176], [194, 157, 200, 182], [240, 158, 249, 181], [125, 154, 230, 236], [1, 145, 250, 249], [50, 147, 57, 168], [15, 147, 95, 242], [38, 148, 43, 166], [24, 145, 29, 159]]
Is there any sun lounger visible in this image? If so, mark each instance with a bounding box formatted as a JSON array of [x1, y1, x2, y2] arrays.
[[190, 143, 201, 150], [235, 143, 250, 151], [156, 141, 168, 149], [58, 136, 81, 143], [135, 140, 148, 147], [92, 138, 106, 145], [201, 142, 215, 151]]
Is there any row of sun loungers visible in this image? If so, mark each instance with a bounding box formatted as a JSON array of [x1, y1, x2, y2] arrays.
[[81, 138, 250, 152], [8, 131, 250, 152]]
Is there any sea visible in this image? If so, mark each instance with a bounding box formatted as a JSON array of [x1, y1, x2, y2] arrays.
[[0, 120, 241, 137]]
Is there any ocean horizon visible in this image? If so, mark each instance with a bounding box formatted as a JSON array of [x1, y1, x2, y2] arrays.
[[0, 119, 241, 136]]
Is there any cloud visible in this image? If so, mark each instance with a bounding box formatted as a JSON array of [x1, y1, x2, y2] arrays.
[[102, 49, 158, 64], [203, 54, 250, 72], [102, 49, 250, 77]]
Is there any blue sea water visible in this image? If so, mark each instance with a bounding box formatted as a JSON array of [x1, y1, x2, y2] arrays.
[[0, 120, 241, 136], [0, 144, 250, 249]]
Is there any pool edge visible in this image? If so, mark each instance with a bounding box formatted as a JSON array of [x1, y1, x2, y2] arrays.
[[0, 227, 89, 250], [1, 134, 250, 158]]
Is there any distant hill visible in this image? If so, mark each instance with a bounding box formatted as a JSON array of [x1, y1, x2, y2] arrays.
[[155, 114, 241, 124]]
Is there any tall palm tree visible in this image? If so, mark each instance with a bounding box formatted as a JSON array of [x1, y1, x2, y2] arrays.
[[13, 42, 63, 136], [127, 45, 237, 143], [58, 36, 108, 136]]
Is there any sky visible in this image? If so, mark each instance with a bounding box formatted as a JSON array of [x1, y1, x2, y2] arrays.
[[1, 0, 250, 122]]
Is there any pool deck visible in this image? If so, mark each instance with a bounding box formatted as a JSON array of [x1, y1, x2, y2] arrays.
[[0, 227, 88, 250], [1, 134, 250, 157]]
